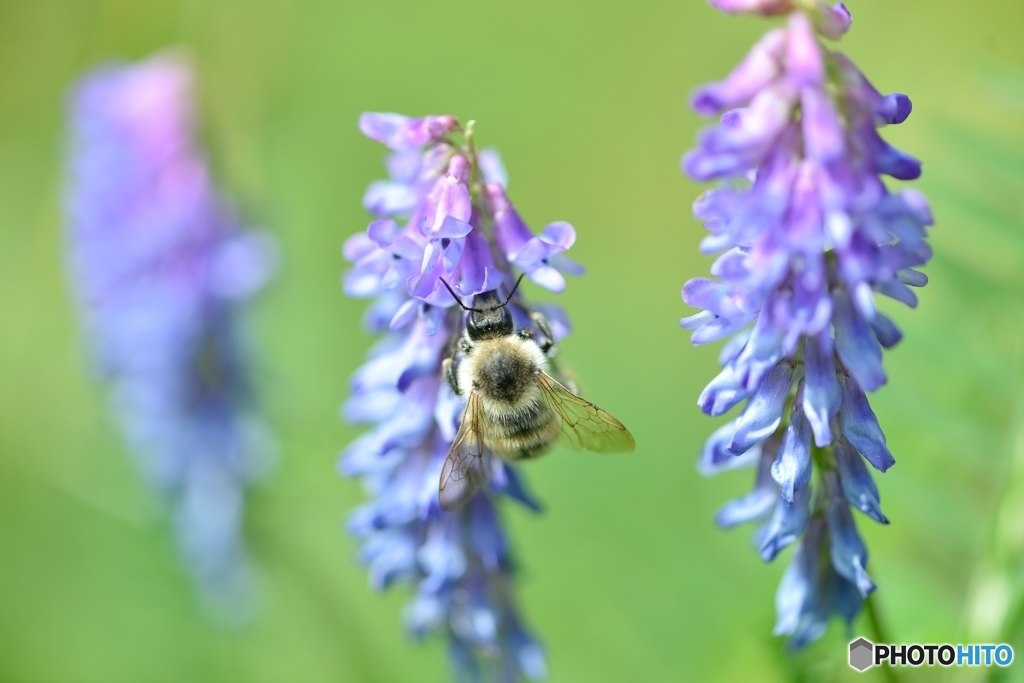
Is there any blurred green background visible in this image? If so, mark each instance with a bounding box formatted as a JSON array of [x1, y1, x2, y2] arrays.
[[2, 0, 1023, 681]]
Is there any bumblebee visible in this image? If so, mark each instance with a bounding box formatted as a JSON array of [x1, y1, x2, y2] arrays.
[[438, 276, 634, 511]]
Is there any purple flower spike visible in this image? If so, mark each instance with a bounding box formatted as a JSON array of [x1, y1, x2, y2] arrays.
[[64, 53, 276, 617], [344, 114, 586, 680], [683, 0, 931, 647]]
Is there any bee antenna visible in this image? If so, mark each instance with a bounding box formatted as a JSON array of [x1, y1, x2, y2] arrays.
[[498, 273, 526, 308], [440, 278, 480, 312]]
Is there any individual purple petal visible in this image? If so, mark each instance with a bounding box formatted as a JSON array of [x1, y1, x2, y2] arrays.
[[426, 156, 473, 234], [897, 268, 928, 287], [833, 289, 885, 392], [815, 2, 852, 39], [770, 387, 813, 503], [433, 215, 475, 240], [838, 374, 894, 472], [870, 134, 922, 180], [773, 516, 821, 637], [367, 218, 401, 247], [823, 471, 875, 596], [698, 364, 751, 416], [802, 333, 841, 446], [716, 445, 778, 527], [385, 149, 424, 183], [359, 113, 458, 150], [467, 496, 507, 570], [719, 329, 751, 365], [875, 278, 918, 308], [501, 615, 548, 681], [528, 266, 566, 292], [834, 439, 887, 523], [478, 148, 508, 187], [493, 464, 543, 512], [877, 93, 912, 125], [691, 29, 787, 115], [344, 232, 377, 262], [785, 13, 824, 86], [683, 278, 746, 319], [364, 180, 421, 217], [689, 313, 756, 346], [699, 419, 764, 474], [539, 221, 576, 250], [717, 482, 777, 528], [800, 87, 844, 162], [899, 187, 933, 225], [363, 532, 418, 590], [732, 305, 785, 391], [758, 482, 810, 561], [869, 312, 902, 348], [685, 84, 798, 182], [729, 360, 794, 454], [488, 183, 532, 258], [548, 252, 586, 277], [455, 231, 501, 296], [680, 310, 714, 331]]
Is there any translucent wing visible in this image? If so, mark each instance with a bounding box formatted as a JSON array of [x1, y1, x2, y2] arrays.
[[537, 371, 635, 453], [438, 392, 489, 512]]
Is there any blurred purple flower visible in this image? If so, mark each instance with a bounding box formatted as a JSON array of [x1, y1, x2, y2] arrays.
[[343, 114, 582, 679], [64, 53, 277, 616], [682, 3, 931, 645]]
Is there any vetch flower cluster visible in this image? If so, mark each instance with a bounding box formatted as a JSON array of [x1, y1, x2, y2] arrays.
[[64, 54, 277, 616], [343, 113, 582, 680], [680, 1, 932, 646]]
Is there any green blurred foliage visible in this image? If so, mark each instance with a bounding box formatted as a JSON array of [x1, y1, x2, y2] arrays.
[[0, 0, 1023, 681]]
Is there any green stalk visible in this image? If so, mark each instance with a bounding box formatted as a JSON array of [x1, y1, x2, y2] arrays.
[[956, 402, 1024, 683], [864, 593, 900, 683]]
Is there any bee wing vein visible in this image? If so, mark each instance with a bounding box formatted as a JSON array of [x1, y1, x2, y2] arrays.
[[537, 372, 635, 453], [438, 392, 489, 511]]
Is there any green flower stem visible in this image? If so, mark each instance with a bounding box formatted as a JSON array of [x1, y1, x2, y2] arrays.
[[864, 593, 900, 683], [958, 392, 1024, 683]]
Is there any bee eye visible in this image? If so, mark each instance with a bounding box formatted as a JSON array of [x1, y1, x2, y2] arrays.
[[466, 314, 484, 340], [498, 307, 513, 333]]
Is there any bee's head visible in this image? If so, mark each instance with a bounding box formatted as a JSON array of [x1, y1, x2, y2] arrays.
[[441, 275, 524, 341]]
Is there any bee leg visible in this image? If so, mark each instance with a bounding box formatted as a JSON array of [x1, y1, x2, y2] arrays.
[[442, 357, 461, 396], [530, 311, 556, 356]]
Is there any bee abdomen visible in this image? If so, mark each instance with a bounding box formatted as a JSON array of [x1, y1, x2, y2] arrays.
[[485, 407, 560, 461]]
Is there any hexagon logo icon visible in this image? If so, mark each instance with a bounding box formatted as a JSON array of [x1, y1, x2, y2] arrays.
[[849, 637, 874, 671]]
